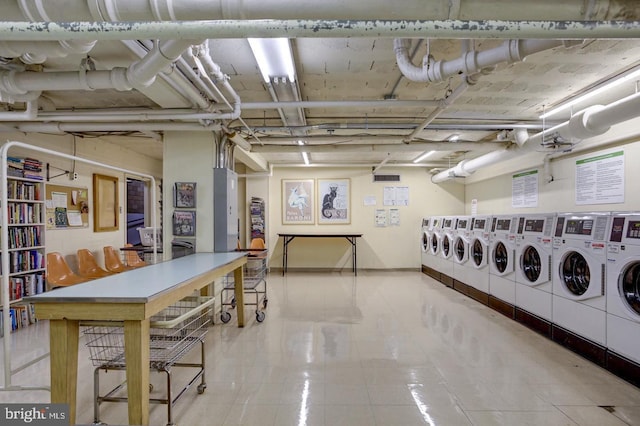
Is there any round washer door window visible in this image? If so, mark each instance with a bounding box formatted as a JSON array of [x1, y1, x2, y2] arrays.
[[454, 238, 465, 261], [430, 235, 439, 255], [521, 245, 542, 283], [493, 241, 508, 273], [422, 232, 428, 252], [442, 236, 451, 257], [472, 239, 484, 266], [620, 262, 640, 315], [561, 251, 590, 296]]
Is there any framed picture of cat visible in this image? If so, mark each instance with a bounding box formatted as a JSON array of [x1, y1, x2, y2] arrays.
[[282, 179, 315, 224], [317, 178, 350, 224]]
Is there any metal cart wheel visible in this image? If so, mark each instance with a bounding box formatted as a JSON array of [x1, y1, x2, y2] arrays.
[[220, 311, 232, 323], [197, 383, 207, 394], [256, 311, 266, 322]]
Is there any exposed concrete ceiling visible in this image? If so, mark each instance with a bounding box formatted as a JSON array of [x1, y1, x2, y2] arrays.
[[0, 1, 639, 176]]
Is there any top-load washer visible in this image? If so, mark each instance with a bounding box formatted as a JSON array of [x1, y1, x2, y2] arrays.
[[438, 216, 458, 286], [552, 212, 610, 349], [452, 216, 473, 295], [468, 215, 493, 300], [515, 213, 556, 327], [489, 215, 519, 317], [606, 212, 640, 367]]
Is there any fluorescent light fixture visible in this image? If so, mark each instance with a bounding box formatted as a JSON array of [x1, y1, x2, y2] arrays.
[[540, 67, 640, 119], [248, 38, 296, 83], [413, 150, 435, 163], [298, 140, 310, 165]]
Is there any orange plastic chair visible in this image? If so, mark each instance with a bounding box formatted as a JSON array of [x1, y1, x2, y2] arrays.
[[249, 238, 266, 250], [124, 243, 147, 268], [77, 249, 115, 279], [46, 252, 89, 289], [103, 246, 135, 273]]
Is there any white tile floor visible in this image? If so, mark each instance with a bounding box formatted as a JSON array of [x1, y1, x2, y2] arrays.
[[2, 270, 640, 425]]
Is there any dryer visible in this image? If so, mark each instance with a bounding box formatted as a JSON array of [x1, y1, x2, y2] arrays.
[[489, 215, 519, 317], [552, 212, 610, 354], [606, 212, 640, 368], [452, 216, 472, 292], [438, 216, 457, 286], [514, 214, 556, 330], [468, 215, 493, 302]]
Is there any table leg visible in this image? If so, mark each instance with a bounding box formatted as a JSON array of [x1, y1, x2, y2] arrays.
[[49, 319, 79, 425], [233, 266, 245, 327], [124, 319, 150, 426]]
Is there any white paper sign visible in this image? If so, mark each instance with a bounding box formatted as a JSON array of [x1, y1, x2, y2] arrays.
[[575, 150, 624, 205]]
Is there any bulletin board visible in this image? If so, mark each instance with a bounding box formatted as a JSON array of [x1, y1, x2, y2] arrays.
[[45, 184, 89, 229]]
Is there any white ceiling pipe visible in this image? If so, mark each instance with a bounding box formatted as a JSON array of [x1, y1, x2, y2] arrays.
[[0, 20, 637, 42], [0, 40, 96, 63], [395, 39, 571, 84], [192, 45, 242, 120], [406, 81, 469, 140], [251, 141, 505, 153], [10, 122, 221, 133], [372, 153, 392, 173], [0, 99, 37, 120], [242, 100, 441, 109], [431, 91, 640, 183], [10, 0, 635, 21]]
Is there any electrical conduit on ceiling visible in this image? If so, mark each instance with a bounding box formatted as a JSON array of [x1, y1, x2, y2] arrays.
[[430, 91, 640, 183]]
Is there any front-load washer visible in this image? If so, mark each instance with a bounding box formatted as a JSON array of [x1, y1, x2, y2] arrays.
[[552, 212, 610, 362], [452, 216, 472, 293], [515, 213, 556, 332], [422, 217, 441, 280], [467, 215, 493, 304], [489, 215, 519, 317], [421, 217, 430, 268], [606, 212, 640, 371], [438, 216, 457, 286]]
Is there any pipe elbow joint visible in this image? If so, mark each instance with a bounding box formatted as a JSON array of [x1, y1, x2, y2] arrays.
[[565, 106, 609, 140], [111, 68, 135, 91]]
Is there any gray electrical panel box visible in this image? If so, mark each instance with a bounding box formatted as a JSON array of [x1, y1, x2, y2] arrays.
[[213, 168, 238, 252]]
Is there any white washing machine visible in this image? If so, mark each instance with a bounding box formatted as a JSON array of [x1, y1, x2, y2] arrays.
[[514, 213, 556, 322], [489, 215, 519, 310], [452, 216, 472, 287], [607, 212, 640, 365], [421, 217, 430, 267], [552, 212, 610, 346], [468, 215, 493, 296], [438, 216, 457, 284]]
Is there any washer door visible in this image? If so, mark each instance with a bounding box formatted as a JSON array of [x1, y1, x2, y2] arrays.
[[558, 249, 603, 299], [620, 261, 640, 317], [519, 244, 550, 286], [430, 233, 439, 255], [421, 230, 429, 252], [471, 238, 488, 269], [441, 234, 452, 259], [453, 236, 468, 264], [491, 240, 513, 276]]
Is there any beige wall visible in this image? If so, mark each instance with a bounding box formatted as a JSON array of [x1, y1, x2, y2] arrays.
[[465, 119, 640, 215], [2, 132, 162, 270], [258, 166, 464, 270]]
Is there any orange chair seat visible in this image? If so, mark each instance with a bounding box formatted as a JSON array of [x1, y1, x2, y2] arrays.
[[103, 246, 135, 273], [46, 252, 89, 289], [77, 249, 115, 279]]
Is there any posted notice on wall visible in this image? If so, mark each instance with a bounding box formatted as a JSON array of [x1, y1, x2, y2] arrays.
[[575, 149, 624, 205], [512, 169, 538, 208], [383, 186, 409, 206]]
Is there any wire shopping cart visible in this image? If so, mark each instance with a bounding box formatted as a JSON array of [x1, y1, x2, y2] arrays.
[[220, 249, 268, 323], [83, 295, 214, 426]]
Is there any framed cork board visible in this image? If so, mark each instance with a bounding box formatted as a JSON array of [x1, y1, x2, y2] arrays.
[[45, 184, 89, 229]]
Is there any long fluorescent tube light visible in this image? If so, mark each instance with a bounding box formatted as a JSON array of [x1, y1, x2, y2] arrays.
[[540, 67, 640, 119], [248, 38, 296, 83], [413, 150, 435, 163], [298, 140, 310, 165]]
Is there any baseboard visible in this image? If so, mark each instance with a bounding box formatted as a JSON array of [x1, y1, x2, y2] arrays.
[[488, 296, 515, 319], [515, 307, 552, 338], [607, 351, 640, 388], [551, 325, 607, 367]]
